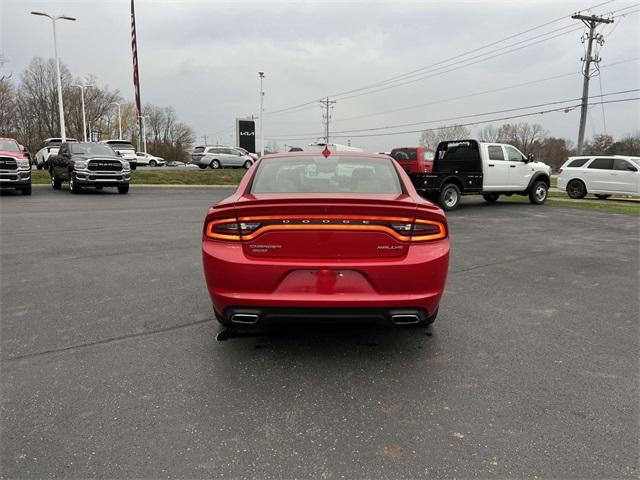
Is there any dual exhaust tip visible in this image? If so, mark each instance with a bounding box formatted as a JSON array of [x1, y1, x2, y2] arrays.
[[230, 312, 422, 325]]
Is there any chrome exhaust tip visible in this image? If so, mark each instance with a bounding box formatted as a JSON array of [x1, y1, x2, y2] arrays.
[[391, 314, 421, 325], [230, 313, 259, 325]]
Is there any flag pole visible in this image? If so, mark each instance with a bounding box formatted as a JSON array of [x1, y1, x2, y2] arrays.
[[131, 0, 143, 151]]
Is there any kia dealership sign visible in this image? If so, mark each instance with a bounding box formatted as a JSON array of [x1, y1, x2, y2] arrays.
[[236, 118, 256, 153]]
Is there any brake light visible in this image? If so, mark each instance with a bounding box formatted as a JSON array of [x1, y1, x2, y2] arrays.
[[205, 215, 446, 242]]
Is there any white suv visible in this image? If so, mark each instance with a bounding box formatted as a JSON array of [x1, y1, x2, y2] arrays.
[[558, 155, 640, 199], [190, 145, 254, 169]]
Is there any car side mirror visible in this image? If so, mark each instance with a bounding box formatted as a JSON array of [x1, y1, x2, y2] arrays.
[[526, 153, 535, 163]]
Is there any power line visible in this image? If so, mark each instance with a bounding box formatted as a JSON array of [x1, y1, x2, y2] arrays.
[[262, 0, 619, 117], [332, 57, 638, 124], [328, 97, 639, 138], [265, 90, 639, 139]]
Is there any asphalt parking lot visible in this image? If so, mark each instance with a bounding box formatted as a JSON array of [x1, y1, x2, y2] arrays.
[[1, 187, 638, 479]]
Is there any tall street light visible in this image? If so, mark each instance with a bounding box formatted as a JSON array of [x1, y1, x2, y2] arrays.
[[31, 11, 76, 142], [110, 102, 122, 140], [258, 71, 265, 157], [138, 115, 149, 153], [72, 82, 93, 142]]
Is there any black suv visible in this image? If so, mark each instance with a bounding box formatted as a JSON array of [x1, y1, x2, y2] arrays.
[[49, 142, 131, 194]]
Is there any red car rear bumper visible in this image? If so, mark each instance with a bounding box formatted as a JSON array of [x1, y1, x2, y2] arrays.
[[202, 238, 449, 321]]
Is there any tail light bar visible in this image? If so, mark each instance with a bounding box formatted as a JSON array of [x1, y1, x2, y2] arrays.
[[205, 215, 446, 242]]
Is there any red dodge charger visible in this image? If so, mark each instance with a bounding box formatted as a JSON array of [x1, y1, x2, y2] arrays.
[[202, 151, 450, 328]]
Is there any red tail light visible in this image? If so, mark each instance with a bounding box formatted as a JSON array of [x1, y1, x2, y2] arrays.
[[205, 215, 446, 242]]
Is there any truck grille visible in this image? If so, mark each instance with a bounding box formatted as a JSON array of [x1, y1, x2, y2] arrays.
[[0, 157, 18, 170], [88, 160, 122, 171]]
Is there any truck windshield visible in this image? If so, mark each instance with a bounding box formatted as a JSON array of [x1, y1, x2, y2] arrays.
[[251, 156, 402, 194], [70, 143, 116, 156], [0, 139, 20, 152]]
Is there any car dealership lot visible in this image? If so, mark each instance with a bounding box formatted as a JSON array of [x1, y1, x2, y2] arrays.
[[1, 188, 638, 479]]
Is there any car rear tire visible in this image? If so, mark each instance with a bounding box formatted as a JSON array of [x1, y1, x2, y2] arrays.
[[567, 179, 587, 199], [198, 165, 207, 170], [149, 160, 157, 167], [69, 175, 82, 194], [51, 175, 62, 190], [529, 180, 548, 205], [243, 160, 253, 169], [36, 164, 43, 170], [483, 193, 500, 203], [210, 159, 221, 169], [595, 194, 611, 199], [439, 183, 461, 211], [118, 184, 130, 194], [21, 184, 32, 195]]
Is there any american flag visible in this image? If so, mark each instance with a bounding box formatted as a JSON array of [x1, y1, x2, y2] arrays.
[[131, 0, 141, 116]]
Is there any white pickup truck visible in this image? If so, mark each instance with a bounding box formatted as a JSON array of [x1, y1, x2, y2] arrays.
[[411, 139, 552, 210], [34, 137, 77, 169]]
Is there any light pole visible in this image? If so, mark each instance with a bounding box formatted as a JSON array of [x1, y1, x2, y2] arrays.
[[31, 11, 76, 142], [110, 102, 122, 140], [72, 82, 93, 141], [258, 71, 265, 157], [138, 115, 149, 153]]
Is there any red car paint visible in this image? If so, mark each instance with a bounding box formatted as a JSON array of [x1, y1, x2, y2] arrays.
[[0, 138, 27, 160], [202, 151, 449, 326], [390, 146, 435, 173]]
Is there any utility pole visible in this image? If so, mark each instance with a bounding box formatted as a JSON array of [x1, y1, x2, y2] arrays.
[[572, 12, 613, 154], [258, 72, 265, 157], [320, 97, 336, 144], [202, 135, 209, 145], [110, 102, 122, 140]]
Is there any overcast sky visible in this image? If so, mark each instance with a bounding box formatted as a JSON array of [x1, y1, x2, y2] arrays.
[[2, 0, 639, 151]]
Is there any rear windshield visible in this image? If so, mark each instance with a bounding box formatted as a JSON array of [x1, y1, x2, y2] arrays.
[[251, 156, 402, 194], [106, 141, 135, 150], [391, 148, 417, 161], [193, 146, 205, 154]]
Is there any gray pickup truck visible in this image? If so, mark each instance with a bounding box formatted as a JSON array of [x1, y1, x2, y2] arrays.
[[49, 142, 131, 194]]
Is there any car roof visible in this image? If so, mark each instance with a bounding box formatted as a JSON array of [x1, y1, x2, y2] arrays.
[[261, 151, 392, 160]]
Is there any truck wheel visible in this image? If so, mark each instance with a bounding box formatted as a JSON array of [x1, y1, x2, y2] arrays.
[[567, 179, 586, 199], [210, 159, 221, 169], [529, 180, 548, 204], [36, 164, 43, 170], [21, 184, 32, 195], [118, 184, 130, 194], [51, 175, 62, 190], [483, 193, 500, 203], [69, 176, 82, 194], [439, 183, 461, 211], [595, 194, 611, 200]]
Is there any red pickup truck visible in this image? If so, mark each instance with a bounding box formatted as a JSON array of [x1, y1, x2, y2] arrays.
[[390, 146, 435, 174], [0, 137, 31, 195]]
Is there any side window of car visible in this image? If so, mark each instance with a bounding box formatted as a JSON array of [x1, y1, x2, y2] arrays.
[[588, 158, 614, 169], [614, 159, 638, 171], [505, 146, 525, 162], [488, 145, 505, 160], [568, 158, 589, 168]]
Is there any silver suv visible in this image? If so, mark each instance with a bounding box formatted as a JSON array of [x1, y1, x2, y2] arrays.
[[191, 145, 254, 169]]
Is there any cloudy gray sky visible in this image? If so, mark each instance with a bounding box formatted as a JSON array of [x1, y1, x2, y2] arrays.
[[2, 0, 639, 151]]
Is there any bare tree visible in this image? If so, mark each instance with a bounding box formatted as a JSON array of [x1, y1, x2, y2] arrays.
[[419, 124, 470, 148], [496, 123, 547, 154], [477, 124, 502, 142]]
